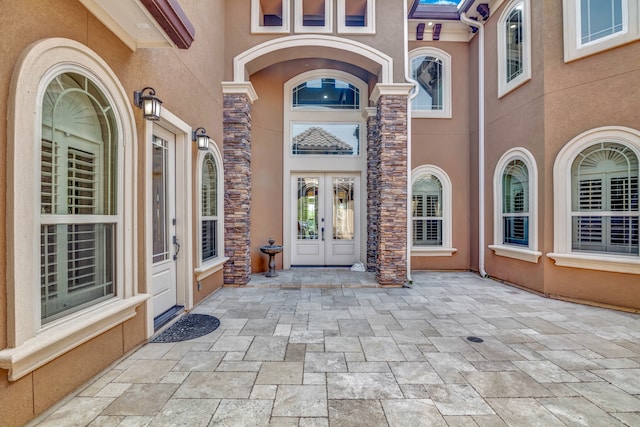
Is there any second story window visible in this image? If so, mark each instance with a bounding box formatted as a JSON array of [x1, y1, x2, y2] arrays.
[[409, 48, 452, 118], [498, 0, 532, 97], [252, 0, 290, 33], [338, 0, 375, 34], [295, 0, 332, 33], [562, 0, 639, 62]]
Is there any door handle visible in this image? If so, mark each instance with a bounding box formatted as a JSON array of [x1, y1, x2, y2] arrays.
[[321, 227, 325, 241], [173, 235, 180, 260]]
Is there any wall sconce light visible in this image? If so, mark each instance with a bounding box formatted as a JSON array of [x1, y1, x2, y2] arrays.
[[133, 87, 162, 121], [192, 127, 210, 150]]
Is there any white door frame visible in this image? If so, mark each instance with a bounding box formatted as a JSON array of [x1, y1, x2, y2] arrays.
[[283, 70, 368, 269], [144, 109, 193, 337]]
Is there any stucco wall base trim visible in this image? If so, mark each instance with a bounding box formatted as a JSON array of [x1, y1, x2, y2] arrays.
[[547, 253, 640, 275], [489, 245, 541, 263], [0, 295, 149, 381]]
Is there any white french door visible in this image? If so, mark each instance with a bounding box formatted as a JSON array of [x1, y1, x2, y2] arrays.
[[291, 172, 360, 266], [151, 126, 178, 318]]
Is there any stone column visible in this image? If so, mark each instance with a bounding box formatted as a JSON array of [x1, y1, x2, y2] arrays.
[[222, 83, 258, 285], [371, 84, 413, 286], [365, 107, 379, 272]]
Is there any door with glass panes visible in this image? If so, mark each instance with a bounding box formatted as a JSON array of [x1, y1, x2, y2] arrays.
[[292, 173, 360, 265], [151, 126, 178, 318]]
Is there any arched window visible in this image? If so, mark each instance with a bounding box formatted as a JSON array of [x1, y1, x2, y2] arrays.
[[411, 165, 456, 256], [199, 147, 223, 265], [409, 47, 452, 118], [549, 127, 640, 274], [497, 0, 531, 97], [4, 39, 143, 381], [40, 72, 118, 322], [490, 148, 541, 262]]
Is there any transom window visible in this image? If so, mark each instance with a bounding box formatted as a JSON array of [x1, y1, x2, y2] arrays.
[[571, 142, 638, 255], [409, 48, 452, 118], [292, 78, 360, 110], [41, 72, 117, 323], [289, 74, 363, 157]]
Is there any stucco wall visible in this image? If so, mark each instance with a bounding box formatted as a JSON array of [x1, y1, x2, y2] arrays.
[[409, 41, 472, 271], [540, 0, 640, 309], [1, 0, 226, 424]]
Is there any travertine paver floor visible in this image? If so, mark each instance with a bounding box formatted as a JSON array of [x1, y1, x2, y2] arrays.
[[33, 271, 640, 426]]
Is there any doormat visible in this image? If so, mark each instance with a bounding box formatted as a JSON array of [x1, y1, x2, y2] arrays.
[[151, 314, 220, 343]]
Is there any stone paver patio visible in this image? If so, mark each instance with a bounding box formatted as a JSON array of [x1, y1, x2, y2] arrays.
[[32, 271, 640, 426]]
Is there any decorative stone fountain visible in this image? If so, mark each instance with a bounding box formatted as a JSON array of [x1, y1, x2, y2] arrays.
[[259, 238, 283, 277]]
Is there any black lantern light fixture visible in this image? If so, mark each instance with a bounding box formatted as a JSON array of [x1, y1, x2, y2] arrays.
[[133, 87, 162, 121], [192, 127, 210, 150]]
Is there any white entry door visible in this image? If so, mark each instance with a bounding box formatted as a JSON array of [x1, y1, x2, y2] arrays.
[[291, 173, 360, 266], [151, 126, 178, 318]]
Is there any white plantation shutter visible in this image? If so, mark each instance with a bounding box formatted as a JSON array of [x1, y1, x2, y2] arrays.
[[572, 142, 639, 255], [201, 153, 218, 262], [412, 174, 443, 246], [40, 73, 117, 322]]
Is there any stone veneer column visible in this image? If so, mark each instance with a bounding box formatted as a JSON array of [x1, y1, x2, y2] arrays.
[[365, 107, 379, 272], [222, 82, 258, 285], [371, 84, 413, 286]]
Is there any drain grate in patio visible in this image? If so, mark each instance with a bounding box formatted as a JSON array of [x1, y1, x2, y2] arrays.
[[151, 313, 220, 343]]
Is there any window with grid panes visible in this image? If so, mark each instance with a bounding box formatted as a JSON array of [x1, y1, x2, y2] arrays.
[[40, 72, 117, 323], [412, 174, 443, 246], [201, 152, 219, 262], [502, 159, 529, 246], [571, 142, 639, 255]]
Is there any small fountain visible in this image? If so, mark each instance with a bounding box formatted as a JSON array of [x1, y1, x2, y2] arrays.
[[259, 238, 283, 277]]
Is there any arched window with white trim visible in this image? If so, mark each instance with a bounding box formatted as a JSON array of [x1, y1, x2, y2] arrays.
[[409, 47, 452, 118], [497, 0, 531, 97], [198, 143, 224, 266], [411, 165, 456, 256], [490, 148, 541, 262], [2, 39, 144, 381], [549, 127, 640, 274]]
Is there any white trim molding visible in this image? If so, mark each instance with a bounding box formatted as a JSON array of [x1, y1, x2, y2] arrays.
[[5, 38, 148, 380], [408, 47, 452, 119], [410, 165, 457, 256], [549, 126, 640, 274], [491, 147, 541, 263], [563, 0, 640, 62], [497, 0, 532, 97], [233, 35, 394, 84]]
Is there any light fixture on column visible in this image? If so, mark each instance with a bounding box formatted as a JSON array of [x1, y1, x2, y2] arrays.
[[133, 87, 162, 121], [192, 127, 210, 150]]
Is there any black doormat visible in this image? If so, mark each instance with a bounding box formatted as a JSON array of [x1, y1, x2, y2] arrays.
[[151, 314, 220, 343]]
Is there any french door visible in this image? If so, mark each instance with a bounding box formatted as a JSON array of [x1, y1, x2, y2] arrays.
[[151, 126, 178, 318], [291, 173, 360, 265]]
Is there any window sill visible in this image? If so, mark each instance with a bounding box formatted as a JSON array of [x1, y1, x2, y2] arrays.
[[0, 294, 149, 381], [489, 245, 542, 263], [411, 110, 452, 119], [411, 247, 457, 257], [194, 257, 229, 282], [547, 252, 640, 274]]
